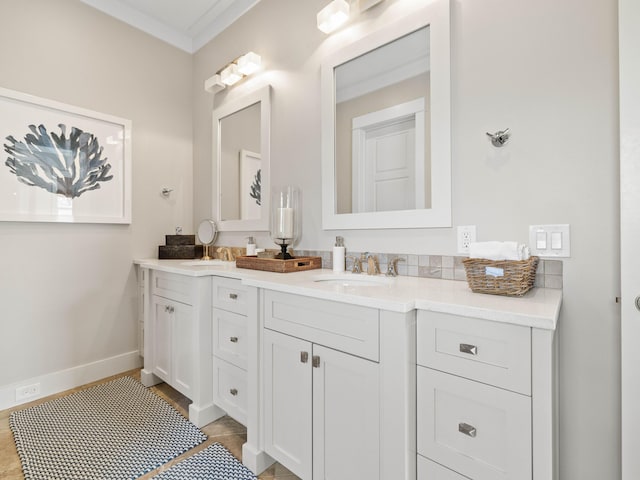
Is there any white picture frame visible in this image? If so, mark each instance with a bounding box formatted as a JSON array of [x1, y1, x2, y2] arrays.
[[240, 149, 261, 220], [0, 87, 132, 224]]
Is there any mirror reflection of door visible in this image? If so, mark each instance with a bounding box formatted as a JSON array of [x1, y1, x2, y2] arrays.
[[335, 26, 430, 215], [219, 101, 261, 221], [352, 98, 425, 212]]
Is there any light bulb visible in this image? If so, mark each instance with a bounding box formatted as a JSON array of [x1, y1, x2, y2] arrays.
[[237, 52, 261, 76], [317, 0, 350, 34], [220, 64, 242, 86]]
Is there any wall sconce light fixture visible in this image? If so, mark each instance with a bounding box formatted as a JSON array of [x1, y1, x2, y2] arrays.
[[317, 0, 350, 34], [204, 51, 262, 94]]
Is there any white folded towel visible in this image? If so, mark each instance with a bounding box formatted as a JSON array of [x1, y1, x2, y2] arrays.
[[468, 241, 530, 261]]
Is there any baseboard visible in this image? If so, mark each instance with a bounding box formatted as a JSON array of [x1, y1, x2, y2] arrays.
[[0, 350, 142, 411]]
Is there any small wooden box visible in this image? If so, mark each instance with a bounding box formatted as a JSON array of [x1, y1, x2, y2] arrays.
[[235, 255, 322, 273]]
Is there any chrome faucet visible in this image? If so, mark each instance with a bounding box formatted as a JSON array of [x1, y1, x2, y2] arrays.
[[366, 253, 380, 275], [386, 257, 405, 277]]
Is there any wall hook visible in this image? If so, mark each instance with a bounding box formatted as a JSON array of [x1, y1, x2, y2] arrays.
[[486, 128, 511, 147], [161, 188, 173, 197]]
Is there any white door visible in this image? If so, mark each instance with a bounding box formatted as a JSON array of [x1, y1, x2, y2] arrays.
[[352, 98, 425, 213], [263, 329, 313, 480], [312, 345, 380, 480], [620, 0, 640, 477], [364, 120, 415, 212]]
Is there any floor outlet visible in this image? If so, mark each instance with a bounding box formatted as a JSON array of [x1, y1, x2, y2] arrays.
[[457, 225, 477, 254], [16, 383, 40, 401]]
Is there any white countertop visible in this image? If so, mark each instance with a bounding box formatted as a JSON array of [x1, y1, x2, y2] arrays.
[[135, 259, 562, 330]]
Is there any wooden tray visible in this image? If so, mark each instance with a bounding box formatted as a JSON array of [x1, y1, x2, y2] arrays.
[[235, 255, 322, 273]]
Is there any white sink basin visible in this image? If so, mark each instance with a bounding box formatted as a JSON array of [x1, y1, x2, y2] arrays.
[[180, 259, 230, 266], [311, 274, 393, 287]]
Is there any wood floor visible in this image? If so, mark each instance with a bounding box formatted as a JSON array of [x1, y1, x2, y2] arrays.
[[0, 369, 299, 480]]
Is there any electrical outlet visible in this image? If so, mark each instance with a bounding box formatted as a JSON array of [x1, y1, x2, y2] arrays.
[[16, 383, 40, 402], [457, 225, 477, 254]]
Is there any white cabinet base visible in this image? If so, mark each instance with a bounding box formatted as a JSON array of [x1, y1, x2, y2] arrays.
[[140, 368, 162, 387]]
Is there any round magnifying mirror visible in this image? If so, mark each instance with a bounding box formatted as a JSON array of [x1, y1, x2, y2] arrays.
[[196, 219, 218, 259]]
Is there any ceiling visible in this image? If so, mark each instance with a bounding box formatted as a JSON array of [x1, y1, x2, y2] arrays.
[[80, 0, 261, 53]]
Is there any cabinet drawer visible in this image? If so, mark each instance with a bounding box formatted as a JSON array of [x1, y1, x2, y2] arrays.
[[417, 367, 531, 480], [418, 456, 469, 480], [213, 357, 247, 426], [151, 271, 194, 305], [417, 311, 531, 395], [212, 277, 249, 315], [264, 290, 379, 361], [212, 308, 248, 370]]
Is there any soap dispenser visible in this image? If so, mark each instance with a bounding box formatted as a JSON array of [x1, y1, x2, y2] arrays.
[[246, 236, 257, 256], [333, 236, 346, 273]]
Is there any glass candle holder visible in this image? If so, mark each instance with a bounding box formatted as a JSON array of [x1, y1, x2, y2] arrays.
[[270, 186, 299, 259]]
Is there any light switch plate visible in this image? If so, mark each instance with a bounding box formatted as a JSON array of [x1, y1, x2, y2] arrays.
[[529, 224, 570, 257]]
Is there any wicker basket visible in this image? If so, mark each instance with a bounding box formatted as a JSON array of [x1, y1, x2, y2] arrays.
[[462, 256, 539, 297]]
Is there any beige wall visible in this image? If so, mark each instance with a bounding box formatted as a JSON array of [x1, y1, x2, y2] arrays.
[[0, 0, 193, 387], [194, 0, 620, 478]]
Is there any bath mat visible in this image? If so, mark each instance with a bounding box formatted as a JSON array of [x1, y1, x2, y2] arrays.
[[152, 443, 257, 480], [9, 376, 207, 480]]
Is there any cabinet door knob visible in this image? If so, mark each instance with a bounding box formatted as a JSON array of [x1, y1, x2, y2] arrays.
[[459, 343, 477, 355], [229, 293, 238, 300], [300, 351, 309, 363], [312, 355, 320, 368], [229, 336, 239, 343], [458, 422, 477, 437], [165, 305, 175, 313], [230, 388, 238, 396]]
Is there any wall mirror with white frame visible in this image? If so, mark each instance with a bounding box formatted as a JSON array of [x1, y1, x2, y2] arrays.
[[321, 0, 451, 229], [213, 85, 271, 231]]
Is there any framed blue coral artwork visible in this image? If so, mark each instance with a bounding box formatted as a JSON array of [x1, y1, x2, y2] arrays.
[[0, 87, 131, 223]]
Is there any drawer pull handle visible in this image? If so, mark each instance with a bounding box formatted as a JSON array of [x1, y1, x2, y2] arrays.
[[312, 355, 320, 368], [458, 422, 477, 438], [229, 293, 238, 300], [301, 351, 309, 363], [230, 388, 238, 396], [459, 343, 477, 355], [229, 336, 239, 343]]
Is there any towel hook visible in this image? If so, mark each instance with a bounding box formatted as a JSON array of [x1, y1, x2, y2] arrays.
[[486, 128, 511, 147]]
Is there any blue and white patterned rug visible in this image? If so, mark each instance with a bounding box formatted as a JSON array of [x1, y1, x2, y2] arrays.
[[9, 376, 207, 480], [152, 443, 257, 480]]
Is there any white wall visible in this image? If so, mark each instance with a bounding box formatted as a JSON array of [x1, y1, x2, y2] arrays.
[[194, 0, 620, 478], [0, 0, 193, 391]]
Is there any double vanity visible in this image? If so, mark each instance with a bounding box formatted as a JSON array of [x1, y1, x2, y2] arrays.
[[135, 259, 561, 480]]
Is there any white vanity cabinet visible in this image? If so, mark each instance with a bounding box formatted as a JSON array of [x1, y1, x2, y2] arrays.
[[212, 276, 249, 425], [416, 310, 558, 480], [141, 270, 219, 427], [151, 295, 195, 397], [136, 267, 146, 356], [261, 289, 413, 480]]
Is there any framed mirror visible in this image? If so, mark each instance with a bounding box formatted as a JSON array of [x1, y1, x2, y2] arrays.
[[213, 85, 271, 231], [321, 0, 451, 229]]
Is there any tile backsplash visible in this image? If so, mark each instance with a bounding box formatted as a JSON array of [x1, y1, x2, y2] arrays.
[[295, 249, 563, 289]]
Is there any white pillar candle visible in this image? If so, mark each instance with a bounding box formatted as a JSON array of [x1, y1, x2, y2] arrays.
[[276, 207, 293, 238]]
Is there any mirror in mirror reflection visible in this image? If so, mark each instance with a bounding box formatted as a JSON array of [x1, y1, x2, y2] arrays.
[[219, 101, 261, 221], [334, 26, 430, 214]]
